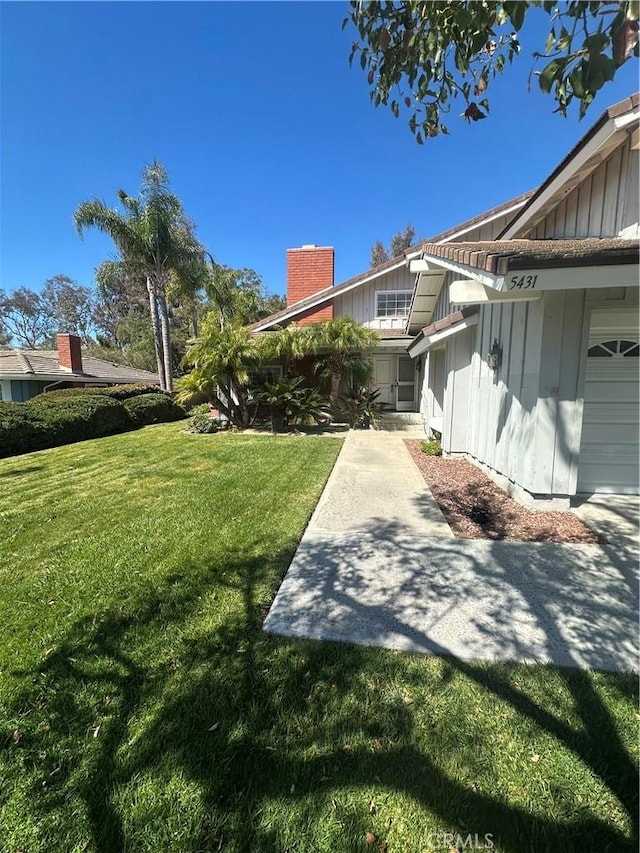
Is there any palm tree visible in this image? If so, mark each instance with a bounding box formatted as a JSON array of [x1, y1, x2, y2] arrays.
[[306, 316, 379, 403], [75, 161, 204, 391], [176, 317, 266, 428]]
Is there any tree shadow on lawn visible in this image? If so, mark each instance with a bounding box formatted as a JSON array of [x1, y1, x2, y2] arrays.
[[1, 537, 637, 853]]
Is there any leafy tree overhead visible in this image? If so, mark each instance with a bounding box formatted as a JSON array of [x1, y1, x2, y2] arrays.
[[345, 1, 639, 142]]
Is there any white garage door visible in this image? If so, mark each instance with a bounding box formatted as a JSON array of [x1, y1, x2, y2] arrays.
[[578, 308, 639, 494]]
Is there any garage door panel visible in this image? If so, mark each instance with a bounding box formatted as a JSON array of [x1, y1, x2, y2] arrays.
[[578, 309, 639, 495], [581, 422, 638, 443]]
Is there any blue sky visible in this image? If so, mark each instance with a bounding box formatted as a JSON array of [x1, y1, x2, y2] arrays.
[[1, 1, 638, 298]]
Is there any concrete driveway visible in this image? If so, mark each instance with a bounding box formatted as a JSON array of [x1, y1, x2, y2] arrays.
[[263, 431, 639, 672]]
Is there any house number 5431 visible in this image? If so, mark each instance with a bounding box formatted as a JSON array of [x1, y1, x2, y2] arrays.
[[509, 274, 538, 290]]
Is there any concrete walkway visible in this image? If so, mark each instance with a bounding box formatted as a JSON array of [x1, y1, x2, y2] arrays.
[[263, 431, 639, 672]]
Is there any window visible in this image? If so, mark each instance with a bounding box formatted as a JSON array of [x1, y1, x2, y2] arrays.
[[588, 339, 639, 358], [247, 365, 283, 386], [376, 290, 413, 318]]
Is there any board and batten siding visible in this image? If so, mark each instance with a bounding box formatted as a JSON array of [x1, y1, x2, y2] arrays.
[[447, 291, 586, 499], [333, 266, 416, 329], [450, 285, 638, 499], [530, 135, 639, 239]]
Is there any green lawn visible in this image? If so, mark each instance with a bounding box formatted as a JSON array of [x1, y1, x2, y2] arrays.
[[0, 423, 637, 853]]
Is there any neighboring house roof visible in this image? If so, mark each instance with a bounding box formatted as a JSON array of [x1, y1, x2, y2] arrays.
[[419, 237, 639, 275], [499, 92, 640, 239], [0, 349, 159, 384]]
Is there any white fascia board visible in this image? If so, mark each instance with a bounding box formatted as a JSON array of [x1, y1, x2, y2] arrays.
[[434, 199, 530, 244], [403, 247, 428, 268], [500, 263, 639, 291], [408, 258, 431, 273], [0, 372, 68, 381], [450, 279, 542, 304], [408, 314, 479, 358], [376, 339, 414, 349], [421, 253, 500, 288], [500, 118, 622, 239], [252, 258, 410, 331]]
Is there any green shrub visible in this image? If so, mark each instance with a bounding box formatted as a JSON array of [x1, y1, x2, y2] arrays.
[[186, 413, 226, 434], [188, 403, 213, 416], [29, 383, 162, 403], [93, 383, 163, 401], [27, 395, 132, 446], [339, 387, 384, 429], [420, 439, 442, 456], [123, 393, 186, 427], [256, 378, 332, 433], [0, 402, 50, 458]]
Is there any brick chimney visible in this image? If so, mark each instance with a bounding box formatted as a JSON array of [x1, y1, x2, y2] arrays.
[[286, 244, 334, 324], [57, 333, 83, 372]]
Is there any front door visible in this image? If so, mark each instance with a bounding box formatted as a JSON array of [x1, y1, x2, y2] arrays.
[[372, 355, 394, 407], [396, 355, 417, 411], [371, 355, 417, 411]]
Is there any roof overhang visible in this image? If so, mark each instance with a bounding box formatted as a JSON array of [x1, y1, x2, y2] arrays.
[[408, 311, 479, 358], [449, 261, 638, 303], [500, 101, 640, 239], [406, 269, 446, 334], [450, 279, 542, 305]]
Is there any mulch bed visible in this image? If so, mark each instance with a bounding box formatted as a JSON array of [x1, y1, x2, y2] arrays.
[[404, 440, 602, 544]]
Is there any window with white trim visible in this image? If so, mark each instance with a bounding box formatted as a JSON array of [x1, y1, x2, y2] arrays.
[[376, 290, 413, 318]]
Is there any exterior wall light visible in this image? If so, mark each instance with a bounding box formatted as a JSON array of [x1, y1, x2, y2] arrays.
[[487, 339, 502, 372]]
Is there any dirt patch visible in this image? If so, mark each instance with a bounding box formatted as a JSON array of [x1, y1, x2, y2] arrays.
[[404, 440, 602, 544]]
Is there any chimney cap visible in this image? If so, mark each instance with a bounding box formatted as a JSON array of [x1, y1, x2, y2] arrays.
[[301, 243, 317, 249]]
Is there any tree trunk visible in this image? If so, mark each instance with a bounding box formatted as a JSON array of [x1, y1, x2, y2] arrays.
[[158, 284, 173, 393], [146, 276, 166, 390]]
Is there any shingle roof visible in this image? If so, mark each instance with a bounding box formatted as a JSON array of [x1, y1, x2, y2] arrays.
[[424, 190, 535, 244], [420, 238, 639, 276], [0, 349, 159, 383]]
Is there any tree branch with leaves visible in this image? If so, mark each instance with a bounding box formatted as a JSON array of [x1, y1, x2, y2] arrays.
[[345, 1, 639, 142]]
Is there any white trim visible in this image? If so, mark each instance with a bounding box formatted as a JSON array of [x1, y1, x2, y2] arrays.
[[420, 253, 500, 288], [501, 111, 639, 239], [408, 258, 431, 272], [501, 264, 638, 292], [449, 279, 543, 305], [434, 198, 530, 244], [408, 314, 479, 358], [375, 289, 413, 318]]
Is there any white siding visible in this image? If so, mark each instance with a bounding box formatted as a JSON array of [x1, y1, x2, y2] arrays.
[[333, 267, 415, 328], [531, 135, 639, 238]]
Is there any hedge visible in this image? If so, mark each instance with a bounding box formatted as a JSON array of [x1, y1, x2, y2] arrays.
[[29, 382, 163, 403], [0, 403, 50, 458], [0, 387, 184, 459], [123, 393, 186, 427]]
